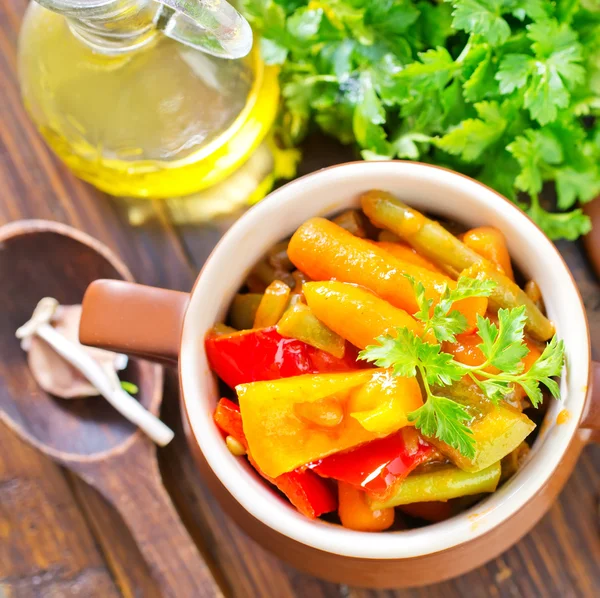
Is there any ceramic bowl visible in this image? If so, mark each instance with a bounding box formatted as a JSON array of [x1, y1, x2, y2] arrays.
[[79, 162, 600, 587]]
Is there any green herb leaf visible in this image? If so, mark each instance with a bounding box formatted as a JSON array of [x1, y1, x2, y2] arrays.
[[496, 54, 532, 95], [518, 379, 544, 407], [120, 381, 139, 395], [478, 378, 512, 404], [507, 129, 563, 195], [436, 101, 507, 162], [359, 328, 421, 378], [476, 307, 529, 373], [416, 341, 465, 386], [409, 395, 476, 458], [448, 275, 498, 303], [528, 202, 592, 241], [523, 20, 585, 125], [555, 167, 600, 210], [406, 274, 496, 343], [527, 336, 565, 382], [244, 0, 600, 241], [404, 275, 432, 323], [360, 299, 564, 456], [450, 0, 511, 46]]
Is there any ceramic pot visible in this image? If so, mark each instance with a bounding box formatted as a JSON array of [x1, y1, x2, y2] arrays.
[[79, 162, 600, 588]]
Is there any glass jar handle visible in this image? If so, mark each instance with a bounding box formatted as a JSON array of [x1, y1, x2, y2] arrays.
[[156, 0, 253, 59]]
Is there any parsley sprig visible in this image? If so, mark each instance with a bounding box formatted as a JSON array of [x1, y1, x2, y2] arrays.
[[359, 276, 565, 458], [407, 274, 497, 343], [244, 0, 600, 240]]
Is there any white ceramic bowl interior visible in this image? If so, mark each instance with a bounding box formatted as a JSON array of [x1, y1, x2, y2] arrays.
[[180, 162, 590, 559]]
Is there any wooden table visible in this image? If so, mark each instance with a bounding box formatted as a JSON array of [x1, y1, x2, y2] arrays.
[[1, 1, 599, 596]]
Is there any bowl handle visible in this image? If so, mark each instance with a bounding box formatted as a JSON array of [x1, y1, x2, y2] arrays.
[[580, 360, 600, 443], [80, 280, 189, 364]]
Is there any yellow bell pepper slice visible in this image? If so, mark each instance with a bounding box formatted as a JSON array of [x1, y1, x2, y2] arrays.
[[348, 369, 423, 435], [237, 369, 422, 478]]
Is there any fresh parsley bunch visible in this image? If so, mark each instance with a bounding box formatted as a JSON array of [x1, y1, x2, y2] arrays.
[[359, 275, 565, 458], [242, 0, 600, 239]]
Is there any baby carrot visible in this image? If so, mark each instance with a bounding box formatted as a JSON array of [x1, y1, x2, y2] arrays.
[[303, 281, 426, 349], [338, 482, 395, 532], [374, 241, 444, 273], [288, 218, 487, 333], [462, 227, 514, 280]]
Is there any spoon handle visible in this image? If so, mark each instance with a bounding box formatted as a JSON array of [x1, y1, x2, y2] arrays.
[[77, 440, 222, 598], [35, 324, 174, 446]]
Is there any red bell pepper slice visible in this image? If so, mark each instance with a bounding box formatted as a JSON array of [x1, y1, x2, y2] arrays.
[[311, 428, 434, 500], [214, 397, 247, 449], [213, 398, 337, 519], [206, 326, 363, 388], [258, 461, 337, 520]]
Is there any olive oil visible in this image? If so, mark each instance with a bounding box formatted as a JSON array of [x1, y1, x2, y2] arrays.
[[18, 3, 279, 199]]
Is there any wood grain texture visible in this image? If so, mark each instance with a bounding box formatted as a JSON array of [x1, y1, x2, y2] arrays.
[[0, 0, 599, 596], [0, 420, 122, 598], [0, 222, 219, 597]]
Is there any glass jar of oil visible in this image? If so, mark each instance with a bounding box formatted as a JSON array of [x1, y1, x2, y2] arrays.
[[18, 0, 280, 201]]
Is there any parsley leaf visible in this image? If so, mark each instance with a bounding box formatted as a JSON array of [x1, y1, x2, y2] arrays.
[[528, 196, 592, 240], [408, 395, 476, 459], [359, 328, 421, 378], [436, 101, 507, 162], [416, 341, 465, 386], [496, 54, 532, 95], [405, 274, 496, 343], [523, 20, 586, 125], [526, 335, 565, 397], [245, 0, 600, 241], [555, 167, 600, 209], [476, 307, 529, 373], [507, 129, 563, 195], [450, 0, 511, 46], [360, 328, 465, 386]]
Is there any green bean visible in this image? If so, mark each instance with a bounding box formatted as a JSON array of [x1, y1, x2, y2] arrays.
[[361, 190, 481, 277], [229, 294, 262, 330], [361, 190, 554, 341], [430, 378, 535, 472], [370, 462, 501, 509], [462, 263, 555, 341], [210, 323, 238, 337], [277, 303, 346, 358], [377, 230, 401, 242]]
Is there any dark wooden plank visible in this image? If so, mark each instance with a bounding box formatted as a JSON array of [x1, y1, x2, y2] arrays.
[[0, 420, 122, 598], [0, 2, 199, 596], [69, 480, 162, 598]]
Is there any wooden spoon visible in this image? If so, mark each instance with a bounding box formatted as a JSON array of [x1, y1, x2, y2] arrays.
[[0, 220, 220, 598]]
